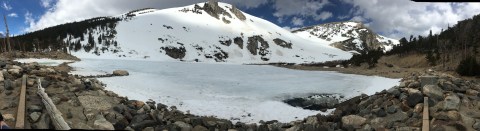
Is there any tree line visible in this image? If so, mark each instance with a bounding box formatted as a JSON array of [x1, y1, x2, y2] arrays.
[[1, 16, 121, 54]]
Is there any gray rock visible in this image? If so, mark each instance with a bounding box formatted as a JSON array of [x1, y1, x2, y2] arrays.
[[396, 127, 420, 131], [174, 121, 193, 131], [73, 122, 93, 129], [2, 114, 15, 122], [374, 108, 387, 117], [29, 112, 41, 122], [467, 89, 479, 96], [386, 105, 397, 114], [113, 70, 129, 76], [28, 105, 43, 112], [34, 113, 51, 129], [130, 120, 156, 131], [399, 81, 409, 88], [387, 87, 401, 97], [305, 116, 318, 124], [408, 81, 421, 88], [131, 114, 149, 124], [443, 94, 460, 111], [142, 127, 154, 131], [406, 93, 423, 107], [473, 119, 480, 130], [192, 125, 209, 131], [420, 76, 438, 87], [0, 72, 4, 82], [4, 79, 13, 90], [422, 84, 444, 101], [4, 90, 12, 95], [93, 115, 115, 130], [341, 115, 366, 128], [413, 103, 423, 113]]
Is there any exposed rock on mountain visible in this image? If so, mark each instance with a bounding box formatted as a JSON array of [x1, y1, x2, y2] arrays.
[[292, 21, 399, 53]]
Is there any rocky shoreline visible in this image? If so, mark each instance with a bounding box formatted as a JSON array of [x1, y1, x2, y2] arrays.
[[1, 58, 480, 130]]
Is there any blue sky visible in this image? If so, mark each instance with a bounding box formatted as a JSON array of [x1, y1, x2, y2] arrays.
[[1, 0, 479, 39]]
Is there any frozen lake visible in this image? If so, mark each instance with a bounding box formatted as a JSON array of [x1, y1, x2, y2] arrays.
[[68, 58, 400, 123]]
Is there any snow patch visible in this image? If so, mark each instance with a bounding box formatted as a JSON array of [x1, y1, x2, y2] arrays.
[[14, 58, 74, 66]]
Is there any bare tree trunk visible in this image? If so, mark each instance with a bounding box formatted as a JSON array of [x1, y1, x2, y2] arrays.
[[3, 14, 11, 52]]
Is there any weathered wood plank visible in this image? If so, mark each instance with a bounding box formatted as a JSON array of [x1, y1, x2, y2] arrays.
[[14, 75, 27, 129], [422, 97, 429, 131], [37, 78, 71, 130]]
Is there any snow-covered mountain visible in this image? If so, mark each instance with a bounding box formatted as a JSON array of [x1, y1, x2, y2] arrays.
[[63, 1, 351, 64], [292, 21, 399, 53]]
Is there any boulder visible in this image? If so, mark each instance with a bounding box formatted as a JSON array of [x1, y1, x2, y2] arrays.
[[305, 116, 318, 125], [373, 108, 387, 117], [443, 94, 460, 111], [143, 127, 154, 131], [78, 95, 114, 111], [408, 81, 421, 88], [406, 93, 423, 107], [386, 105, 397, 114], [4, 79, 13, 90], [3, 114, 15, 122], [174, 121, 193, 131], [413, 103, 423, 113], [0, 72, 4, 82], [34, 113, 52, 129], [7, 69, 20, 76], [192, 125, 209, 131], [28, 105, 43, 112], [466, 89, 479, 96], [73, 122, 93, 129], [94, 115, 115, 130], [447, 111, 461, 121], [113, 70, 129, 76], [473, 119, 480, 130], [130, 120, 156, 131], [419, 76, 438, 87], [422, 85, 444, 101], [29, 112, 41, 122], [341, 115, 366, 128]]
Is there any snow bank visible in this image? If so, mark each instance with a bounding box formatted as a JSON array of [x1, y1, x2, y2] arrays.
[[14, 58, 74, 66]]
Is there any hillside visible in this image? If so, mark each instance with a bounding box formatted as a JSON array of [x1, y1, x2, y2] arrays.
[[292, 21, 399, 53], [13, 1, 352, 64]]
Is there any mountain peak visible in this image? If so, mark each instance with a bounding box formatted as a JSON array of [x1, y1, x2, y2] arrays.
[[292, 21, 399, 53]]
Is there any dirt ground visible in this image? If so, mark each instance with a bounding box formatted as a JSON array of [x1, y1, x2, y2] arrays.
[[277, 53, 479, 81]]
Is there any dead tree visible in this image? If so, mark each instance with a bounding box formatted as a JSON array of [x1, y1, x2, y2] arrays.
[[3, 14, 11, 52]]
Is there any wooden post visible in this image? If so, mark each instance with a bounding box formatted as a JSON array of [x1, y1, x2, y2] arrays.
[[422, 97, 429, 131], [15, 75, 27, 128], [37, 79, 71, 130]]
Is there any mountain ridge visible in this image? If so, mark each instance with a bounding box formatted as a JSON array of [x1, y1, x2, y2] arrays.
[[292, 21, 399, 53], [16, 1, 353, 64]]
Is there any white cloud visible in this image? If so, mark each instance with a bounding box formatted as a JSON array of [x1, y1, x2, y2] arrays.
[[24, 11, 35, 28], [7, 13, 17, 17], [341, 0, 480, 39], [25, 0, 268, 32], [272, 0, 331, 22], [41, 0, 53, 8], [318, 11, 332, 21], [2, 2, 12, 10], [291, 17, 304, 26], [282, 26, 300, 31]]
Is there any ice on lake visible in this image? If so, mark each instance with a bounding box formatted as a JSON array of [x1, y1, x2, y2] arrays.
[[69, 58, 399, 123]]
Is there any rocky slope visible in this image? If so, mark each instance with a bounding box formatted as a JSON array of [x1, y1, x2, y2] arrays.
[[292, 21, 399, 53]]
